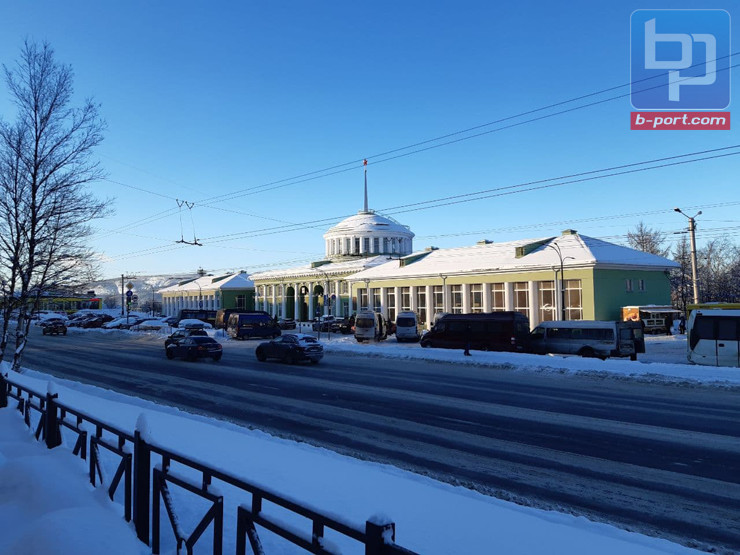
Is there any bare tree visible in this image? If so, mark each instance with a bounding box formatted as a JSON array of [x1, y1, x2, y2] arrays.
[[670, 235, 692, 312], [0, 40, 108, 369], [627, 221, 670, 257]]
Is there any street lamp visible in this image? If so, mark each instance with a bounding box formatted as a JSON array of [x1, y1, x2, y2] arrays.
[[674, 208, 701, 304], [364, 279, 371, 310], [548, 244, 575, 320]]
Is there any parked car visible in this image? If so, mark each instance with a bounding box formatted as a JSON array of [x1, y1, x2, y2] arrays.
[[164, 328, 209, 347], [163, 316, 180, 327], [312, 316, 338, 332], [81, 316, 107, 329], [255, 334, 324, 364], [178, 318, 213, 330], [42, 321, 67, 336], [165, 336, 222, 361], [278, 318, 297, 330]]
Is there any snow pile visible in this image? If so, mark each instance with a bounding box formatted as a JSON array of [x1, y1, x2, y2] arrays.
[[0, 409, 148, 555]]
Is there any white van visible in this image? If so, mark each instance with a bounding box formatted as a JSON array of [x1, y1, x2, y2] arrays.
[[395, 311, 422, 342], [529, 320, 637, 360], [686, 309, 740, 367], [354, 311, 388, 342]]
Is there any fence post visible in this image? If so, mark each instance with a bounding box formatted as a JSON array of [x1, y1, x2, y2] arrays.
[[365, 518, 395, 555], [45, 392, 61, 449], [133, 429, 151, 546], [0, 372, 7, 408]]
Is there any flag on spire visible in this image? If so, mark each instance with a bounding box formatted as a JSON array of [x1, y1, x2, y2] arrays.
[[363, 159, 367, 166]]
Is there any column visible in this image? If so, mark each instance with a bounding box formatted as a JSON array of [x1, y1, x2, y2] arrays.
[[410, 286, 418, 312], [348, 283, 354, 316], [308, 282, 315, 320], [443, 283, 450, 313], [394, 286, 401, 316], [323, 281, 329, 316], [483, 283, 491, 312], [528, 281, 539, 329], [271, 285, 277, 317], [334, 280, 341, 316], [380, 287, 387, 318], [505, 282, 515, 311], [293, 283, 300, 321], [462, 283, 471, 313], [425, 285, 433, 328], [281, 285, 287, 319]]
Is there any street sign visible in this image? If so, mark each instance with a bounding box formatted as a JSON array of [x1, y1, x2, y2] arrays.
[[126, 290, 133, 298], [126, 282, 134, 290], [132, 295, 138, 302]]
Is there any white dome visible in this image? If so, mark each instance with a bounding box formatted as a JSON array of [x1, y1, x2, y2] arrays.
[[323, 210, 414, 260]]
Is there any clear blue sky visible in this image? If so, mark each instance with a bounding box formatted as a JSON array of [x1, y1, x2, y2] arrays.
[[1, 1, 737, 279]]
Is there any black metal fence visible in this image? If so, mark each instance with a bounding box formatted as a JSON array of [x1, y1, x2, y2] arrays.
[[0, 373, 418, 555]]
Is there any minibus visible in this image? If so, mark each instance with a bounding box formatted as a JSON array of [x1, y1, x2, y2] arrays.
[[354, 311, 388, 342], [226, 311, 281, 340], [529, 320, 637, 360], [419, 312, 530, 352], [395, 311, 422, 342], [686, 309, 740, 367]]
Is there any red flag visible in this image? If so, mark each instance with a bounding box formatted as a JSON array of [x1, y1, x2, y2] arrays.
[[363, 159, 367, 166]]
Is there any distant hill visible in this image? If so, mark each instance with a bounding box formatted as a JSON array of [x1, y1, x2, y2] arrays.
[[83, 274, 197, 308]]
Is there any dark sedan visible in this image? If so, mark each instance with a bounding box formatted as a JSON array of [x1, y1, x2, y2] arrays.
[[42, 322, 67, 336], [164, 328, 208, 347], [255, 334, 324, 364], [165, 336, 222, 361]]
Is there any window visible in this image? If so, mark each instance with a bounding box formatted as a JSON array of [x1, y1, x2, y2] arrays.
[[235, 295, 246, 309], [564, 279, 583, 320], [470, 284, 483, 313], [539, 280, 557, 322], [382, 237, 389, 253], [387, 289, 396, 321], [491, 283, 505, 311], [363, 237, 370, 253], [359, 289, 369, 310], [638, 279, 646, 292], [514, 282, 529, 319], [450, 285, 463, 313], [354, 237, 360, 254], [432, 285, 444, 314], [340, 281, 348, 294], [417, 288, 427, 325], [372, 288, 382, 312], [373, 237, 380, 253], [625, 279, 633, 292], [400, 287, 411, 311], [345, 238, 351, 254]]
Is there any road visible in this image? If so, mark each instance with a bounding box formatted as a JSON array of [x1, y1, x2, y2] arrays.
[[20, 327, 740, 553]]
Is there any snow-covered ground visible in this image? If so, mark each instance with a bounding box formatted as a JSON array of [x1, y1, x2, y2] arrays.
[[2, 322, 734, 554]]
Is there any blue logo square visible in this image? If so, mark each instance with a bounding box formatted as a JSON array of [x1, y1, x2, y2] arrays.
[[631, 10, 731, 110]]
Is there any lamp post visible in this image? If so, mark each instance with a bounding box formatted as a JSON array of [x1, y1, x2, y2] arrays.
[[674, 208, 701, 304], [548, 244, 574, 320], [364, 279, 371, 310]]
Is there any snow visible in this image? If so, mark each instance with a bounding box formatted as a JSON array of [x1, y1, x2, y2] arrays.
[[0, 328, 718, 554]]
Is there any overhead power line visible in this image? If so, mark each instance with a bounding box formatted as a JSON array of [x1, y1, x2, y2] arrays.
[[96, 53, 739, 239]]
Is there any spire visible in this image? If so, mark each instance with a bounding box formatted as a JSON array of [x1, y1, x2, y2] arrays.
[[363, 159, 368, 213]]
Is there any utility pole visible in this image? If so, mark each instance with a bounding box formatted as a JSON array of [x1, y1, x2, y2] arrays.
[[674, 208, 701, 304]]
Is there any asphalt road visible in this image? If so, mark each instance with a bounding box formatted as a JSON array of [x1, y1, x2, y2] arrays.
[[19, 327, 740, 553]]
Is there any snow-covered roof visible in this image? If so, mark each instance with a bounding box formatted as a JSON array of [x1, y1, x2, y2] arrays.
[[347, 232, 679, 281], [323, 210, 413, 238], [251, 255, 389, 281], [157, 272, 253, 294]]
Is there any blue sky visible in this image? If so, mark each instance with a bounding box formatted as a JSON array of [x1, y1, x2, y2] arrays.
[[0, 1, 738, 279]]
